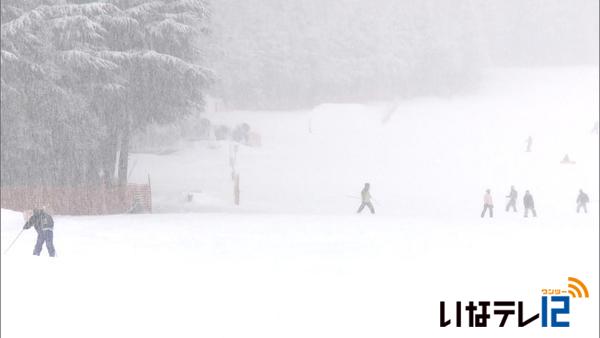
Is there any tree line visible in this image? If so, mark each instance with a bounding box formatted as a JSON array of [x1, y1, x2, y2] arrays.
[[2, 0, 597, 187]]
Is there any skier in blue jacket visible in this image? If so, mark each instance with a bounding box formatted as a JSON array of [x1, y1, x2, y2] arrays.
[[23, 208, 56, 257]]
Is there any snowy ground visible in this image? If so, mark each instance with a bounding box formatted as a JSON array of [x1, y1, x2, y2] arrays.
[[2, 67, 599, 337], [130, 67, 599, 218]]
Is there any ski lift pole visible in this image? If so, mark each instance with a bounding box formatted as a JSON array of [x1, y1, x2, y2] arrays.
[[3, 229, 24, 255]]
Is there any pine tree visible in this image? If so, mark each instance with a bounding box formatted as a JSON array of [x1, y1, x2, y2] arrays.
[[1, 0, 212, 186]]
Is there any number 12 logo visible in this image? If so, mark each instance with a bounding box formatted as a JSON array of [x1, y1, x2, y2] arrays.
[[541, 296, 569, 327]]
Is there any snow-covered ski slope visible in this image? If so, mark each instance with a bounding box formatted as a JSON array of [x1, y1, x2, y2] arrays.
[[130, 67, 599, 218], [2, 67, 598, 338]]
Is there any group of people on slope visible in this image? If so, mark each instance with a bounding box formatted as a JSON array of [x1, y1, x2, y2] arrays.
[[15, 184, 592, 258], [356, 183, 591, 219], [481, 187, 590, 218]]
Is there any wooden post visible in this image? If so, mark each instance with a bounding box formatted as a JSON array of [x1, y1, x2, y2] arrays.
[[147, 174, 152, 213], [101, 182, 107, 214], [230, 142, 240, 206], [234, 174, 240, 206]]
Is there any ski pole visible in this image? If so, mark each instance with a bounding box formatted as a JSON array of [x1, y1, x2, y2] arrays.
[[3, 229, 24, 255]]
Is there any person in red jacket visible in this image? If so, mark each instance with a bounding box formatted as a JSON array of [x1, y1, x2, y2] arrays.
[[481, 189, 493, 218]]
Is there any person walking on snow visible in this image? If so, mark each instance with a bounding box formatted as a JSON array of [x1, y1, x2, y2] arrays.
[[23, 208, 56, 257], [526, 136, 533, 152], [576, 189, 590, 213], [481, 189, 494, 218], [523, 190, 537, 218], [357, 183, 375, 214], [560, 154, 575, 164], [505, 185, 518, 212]]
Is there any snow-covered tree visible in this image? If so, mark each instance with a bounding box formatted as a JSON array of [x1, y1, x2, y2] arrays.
[[1, 0, 212, 186]]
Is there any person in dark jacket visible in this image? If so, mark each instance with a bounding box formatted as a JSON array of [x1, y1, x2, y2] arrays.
[[576, 189, 590, 213], [505, 185, 518, 212], [523, 190, 537, 218], [357, 183, 375, 214], [23, 208, 56, 257]]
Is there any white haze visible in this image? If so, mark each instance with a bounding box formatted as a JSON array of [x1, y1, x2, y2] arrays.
[[1, 1, 598, 338], [206, 0, 599, 109]]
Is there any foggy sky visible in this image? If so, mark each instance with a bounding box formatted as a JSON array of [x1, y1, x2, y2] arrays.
[[205, 0, 599, 109]]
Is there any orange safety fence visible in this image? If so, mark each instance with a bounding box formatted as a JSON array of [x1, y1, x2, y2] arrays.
[[0, 184, 152, 216]]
